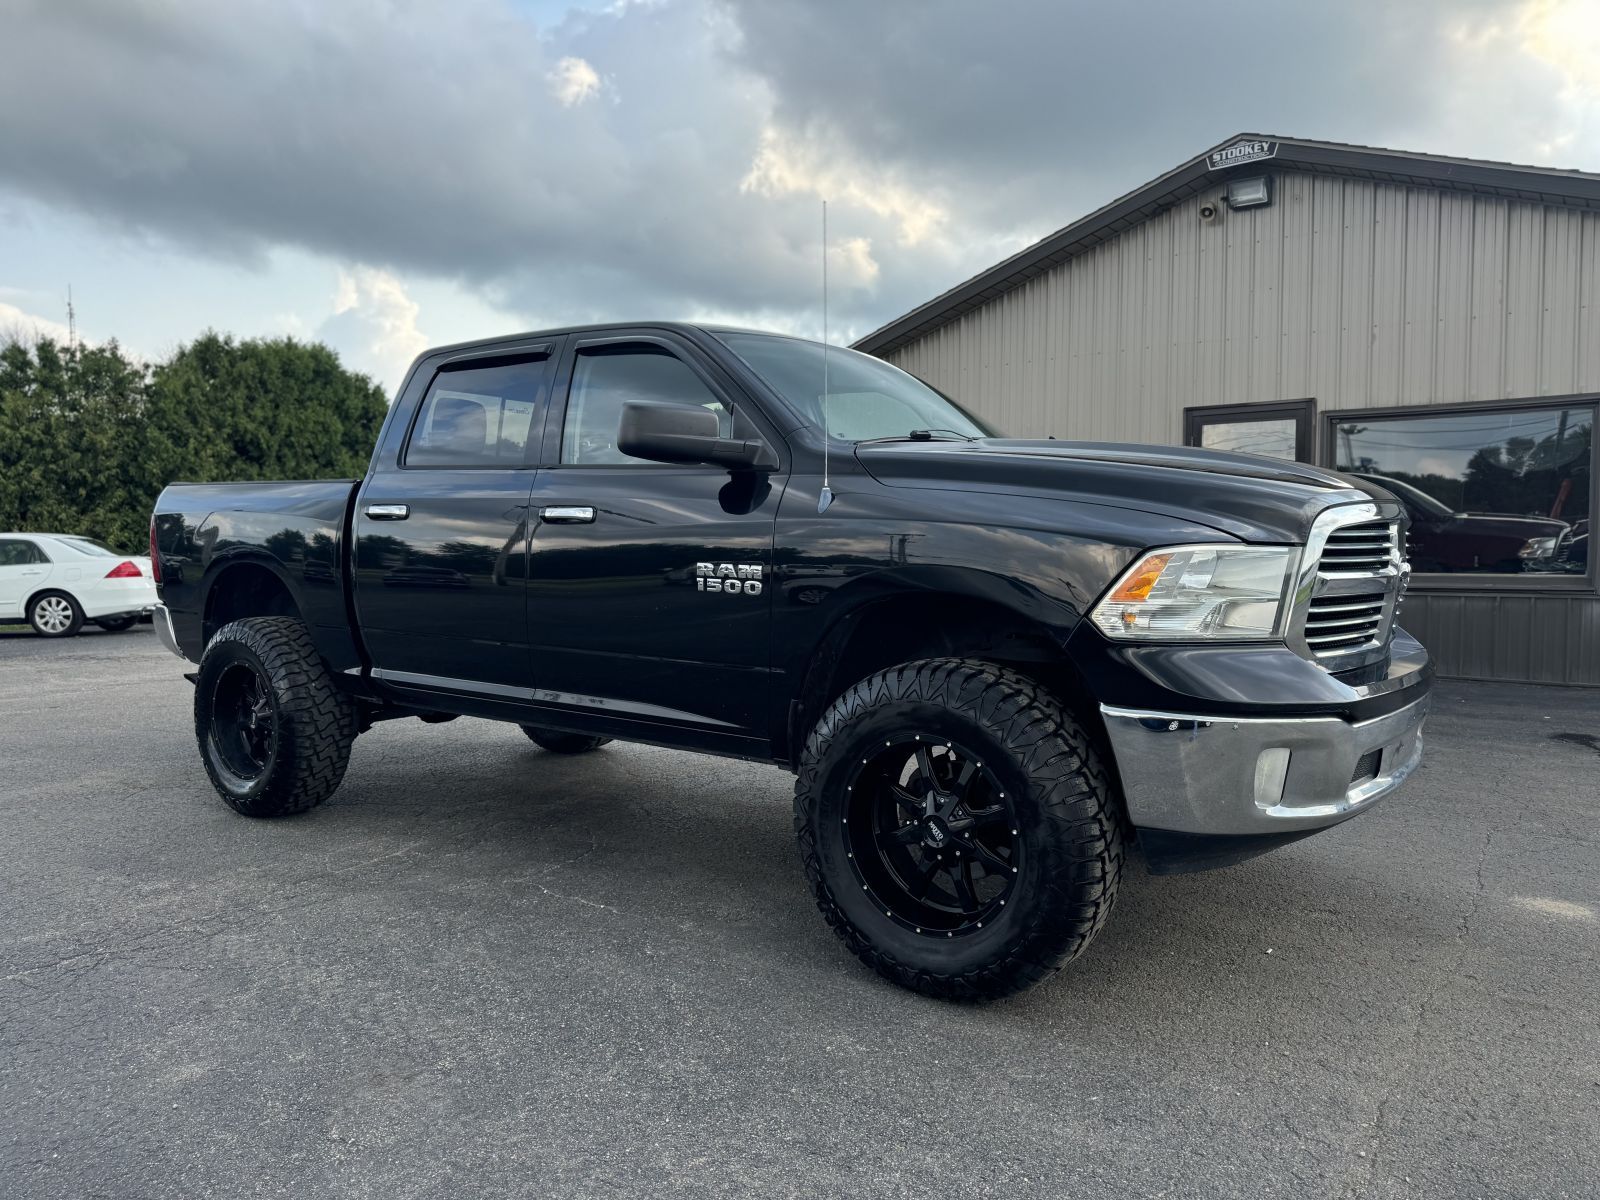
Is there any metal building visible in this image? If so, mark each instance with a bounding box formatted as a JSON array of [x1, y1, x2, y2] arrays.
[[855, 134, 1600, 686]]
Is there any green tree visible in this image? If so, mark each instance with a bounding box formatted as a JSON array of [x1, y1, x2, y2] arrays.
[[0, 331, 388, 553]]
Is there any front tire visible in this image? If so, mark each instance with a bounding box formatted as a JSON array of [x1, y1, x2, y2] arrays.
[[95, 616, 138, 632], [194, 617, 357, 817], [29, 591, 83, 638], [520, 725, 611, 754], [795, 659, 1123, 1001]]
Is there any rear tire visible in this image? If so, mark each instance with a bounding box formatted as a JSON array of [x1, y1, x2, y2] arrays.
[[194, 617, 357, 817], [520, 725, 611, 754], [95, 616, 137, 632], [29, 591, 83, 638], [795, 658, 1123, 1001]]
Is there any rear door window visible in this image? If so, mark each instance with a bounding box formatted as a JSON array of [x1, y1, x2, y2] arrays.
[[405, 358, 548, 468], [0, 539, 47, 565]]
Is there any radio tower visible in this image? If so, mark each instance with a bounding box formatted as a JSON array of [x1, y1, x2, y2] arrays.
[[66, 285, 77, 350]]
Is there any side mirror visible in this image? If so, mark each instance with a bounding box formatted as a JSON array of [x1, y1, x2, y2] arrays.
[[617, 401, 777, 470]]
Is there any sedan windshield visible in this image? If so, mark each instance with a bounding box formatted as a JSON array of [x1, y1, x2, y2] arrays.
[[716, 331, 996, 441]]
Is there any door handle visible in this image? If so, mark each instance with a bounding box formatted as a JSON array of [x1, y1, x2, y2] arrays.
[[540, 506, 595, 524], [365, 504, 410, 521]]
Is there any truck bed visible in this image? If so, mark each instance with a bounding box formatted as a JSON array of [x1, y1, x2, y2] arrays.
[[151, 479, 363, 670]]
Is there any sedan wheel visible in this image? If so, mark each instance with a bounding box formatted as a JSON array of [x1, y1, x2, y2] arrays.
[[29, 592, 83, 638]]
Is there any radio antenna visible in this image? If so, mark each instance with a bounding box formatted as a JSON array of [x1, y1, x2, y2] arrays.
[[818, 199, 834, 514]]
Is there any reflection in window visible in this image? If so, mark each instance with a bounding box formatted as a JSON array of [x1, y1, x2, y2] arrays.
[[1199, 419, 1298, 460], [716, 331, 994, 441], [406, 360, 544, 467], [1335, 406, 1592, 575], [562, 347, 730, 465]]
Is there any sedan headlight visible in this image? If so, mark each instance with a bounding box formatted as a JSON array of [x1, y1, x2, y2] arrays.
[[1090, 545, 1298, 641]]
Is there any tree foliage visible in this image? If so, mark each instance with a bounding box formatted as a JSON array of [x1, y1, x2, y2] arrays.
[[0, 332, 388, 552]]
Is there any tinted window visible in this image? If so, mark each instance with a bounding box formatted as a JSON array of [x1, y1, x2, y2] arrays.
[[406, 359, 545, 468], [1335, 405, 1593, 575], [0, 539, 45, 566], [562, 346, 730, 465]]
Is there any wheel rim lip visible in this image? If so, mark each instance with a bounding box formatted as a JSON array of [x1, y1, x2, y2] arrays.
[[35, 597, 72, 632], [841, 735, 1021, 937], [208, 661, 278, 781]]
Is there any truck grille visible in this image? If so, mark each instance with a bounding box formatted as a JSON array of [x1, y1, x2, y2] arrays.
[[1304, 591, 1389, 653], [1318, 520, 1398, 572], [1290, 507, 1407, 670]]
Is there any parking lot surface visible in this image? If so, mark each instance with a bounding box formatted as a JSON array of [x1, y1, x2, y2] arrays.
[[1, 627, 1597, 1198]]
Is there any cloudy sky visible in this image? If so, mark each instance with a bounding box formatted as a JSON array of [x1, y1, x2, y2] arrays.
[[3, 0, 1599, 392]]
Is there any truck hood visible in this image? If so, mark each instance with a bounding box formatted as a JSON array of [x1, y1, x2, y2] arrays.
[[854, 439, 1386, 543]]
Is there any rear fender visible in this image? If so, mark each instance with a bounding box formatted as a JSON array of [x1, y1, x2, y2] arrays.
[[191, 513, 360, 673]]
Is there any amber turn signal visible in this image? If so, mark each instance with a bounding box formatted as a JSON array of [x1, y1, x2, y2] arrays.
[[1108, 552, 1172, 604]]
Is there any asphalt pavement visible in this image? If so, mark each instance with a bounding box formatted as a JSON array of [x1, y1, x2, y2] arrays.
[[2, 626, 1597, 1198]]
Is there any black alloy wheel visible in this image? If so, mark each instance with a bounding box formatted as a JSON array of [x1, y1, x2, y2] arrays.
[[209, 660, 278, 783], [194, 617, 357, 816], [844, 737, 1019, 936], [795, 658, 1124, 1000]]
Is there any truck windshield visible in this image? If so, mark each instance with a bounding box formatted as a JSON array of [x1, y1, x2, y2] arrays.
[[715, 331, 996, 441]]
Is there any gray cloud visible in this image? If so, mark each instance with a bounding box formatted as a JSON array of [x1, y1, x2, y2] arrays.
[[722, 0, 1559, 235], [0, 0, 1577, 344]]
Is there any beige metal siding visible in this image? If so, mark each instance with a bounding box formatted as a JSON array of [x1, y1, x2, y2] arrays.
[[1402, 592, 1600, 686], [885, 172, 1600, 440], [881, 172, 1600, 684]]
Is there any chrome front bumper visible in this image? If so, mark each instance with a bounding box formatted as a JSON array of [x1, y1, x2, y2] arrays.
[[152, 603, 189, 661], [1101, 692, 1429, 836]]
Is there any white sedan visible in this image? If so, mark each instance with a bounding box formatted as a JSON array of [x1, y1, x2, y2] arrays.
[[0, 533, 158, 637]]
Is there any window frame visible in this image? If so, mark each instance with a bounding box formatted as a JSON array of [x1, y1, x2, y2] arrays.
[[397, 345, 556, 472], [540, 331, 783, 471], [1321, 393, 1599, 594], [1183, 398, 1316, 462]]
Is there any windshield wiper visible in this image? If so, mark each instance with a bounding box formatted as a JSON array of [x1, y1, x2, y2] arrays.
[[855, 428, 979, 445]]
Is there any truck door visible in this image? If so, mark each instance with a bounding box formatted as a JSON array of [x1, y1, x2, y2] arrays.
[[523, 332, 786, 741], [353, 341, 558, 693]]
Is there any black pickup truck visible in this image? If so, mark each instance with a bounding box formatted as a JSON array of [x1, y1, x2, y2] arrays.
[[150, 322, 1432, 999]]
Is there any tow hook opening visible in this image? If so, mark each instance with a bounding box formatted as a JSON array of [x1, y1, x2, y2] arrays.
[[1252, 747, 1291, 809]]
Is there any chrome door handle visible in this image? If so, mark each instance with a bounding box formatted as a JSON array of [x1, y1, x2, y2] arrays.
[[540, 506, 595, 524], [365, 504, 410, 521]]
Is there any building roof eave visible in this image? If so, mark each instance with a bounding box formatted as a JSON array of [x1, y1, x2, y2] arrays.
[[852, 133, 1600, 357]]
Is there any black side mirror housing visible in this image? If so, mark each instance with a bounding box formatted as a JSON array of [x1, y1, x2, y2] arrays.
[[617, 401, 777, 470]]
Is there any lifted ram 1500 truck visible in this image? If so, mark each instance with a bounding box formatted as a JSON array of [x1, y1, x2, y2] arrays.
[[150, 322, 1432, 999]]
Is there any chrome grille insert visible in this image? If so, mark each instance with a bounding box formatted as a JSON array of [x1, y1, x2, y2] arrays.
[[1304, 592, 1387, 650], [1318, 520, 1399, 572], [1287, 501, 1409, 672]]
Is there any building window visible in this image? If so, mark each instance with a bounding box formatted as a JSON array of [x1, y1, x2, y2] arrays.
[[1184, 400, 1313, 462], [1332, 403, 1593, 577]]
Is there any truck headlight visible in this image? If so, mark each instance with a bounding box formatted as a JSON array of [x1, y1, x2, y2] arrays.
[[1518, 535, 1558, 560], [1090, 545, 1297, 641]]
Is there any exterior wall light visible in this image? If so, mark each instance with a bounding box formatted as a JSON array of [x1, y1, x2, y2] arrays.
[[1226, 176, 1272, 209]]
